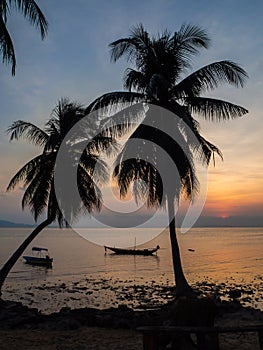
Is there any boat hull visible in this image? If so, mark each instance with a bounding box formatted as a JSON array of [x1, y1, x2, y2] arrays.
[[104, 246, 159, 256], [23, 256, 53, 267]]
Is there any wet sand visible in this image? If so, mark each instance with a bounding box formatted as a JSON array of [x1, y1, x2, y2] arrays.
[[2, 274, 263, 313]]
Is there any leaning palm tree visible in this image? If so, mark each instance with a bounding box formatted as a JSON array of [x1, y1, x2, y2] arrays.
[[0, 97, 115, 295], [0, 0, 48, 75], [88, 24, 248, 297]]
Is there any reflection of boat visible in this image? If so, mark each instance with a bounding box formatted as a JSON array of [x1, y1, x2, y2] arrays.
[[23, 247, 53, 267], [104, 245, 160, 256]]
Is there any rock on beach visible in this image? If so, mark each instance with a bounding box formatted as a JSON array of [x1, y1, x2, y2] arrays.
[[1, 295, 263, 350]]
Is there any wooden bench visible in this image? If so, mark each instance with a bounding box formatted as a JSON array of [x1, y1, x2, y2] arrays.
[[138, 325, 263, 350]]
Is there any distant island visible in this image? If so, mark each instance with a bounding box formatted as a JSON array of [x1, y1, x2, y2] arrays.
[[0, 215, 262, 228], [0, 220, 35, 228], [193, 215, 263, 228]]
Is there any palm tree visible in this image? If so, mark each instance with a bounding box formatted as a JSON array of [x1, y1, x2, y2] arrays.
[[0, 98, 115, 295], [0, 0, 48, 75], [88, 24, 248, 297]]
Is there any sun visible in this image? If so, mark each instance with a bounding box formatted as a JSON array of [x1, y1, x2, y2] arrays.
[[220, 214, 229, 219]]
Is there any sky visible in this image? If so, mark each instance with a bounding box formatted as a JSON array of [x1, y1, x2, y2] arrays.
[[0, 0, 262, 227]]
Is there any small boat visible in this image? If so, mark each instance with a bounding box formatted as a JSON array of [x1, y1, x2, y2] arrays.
[[23, 247, 53, 267], [104, 245, 160, 256]]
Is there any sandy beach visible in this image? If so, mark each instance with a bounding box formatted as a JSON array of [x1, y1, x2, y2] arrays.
[[0, 311, 262, 350], [1, 286, 263, 350], [0, 328, 143, 350]]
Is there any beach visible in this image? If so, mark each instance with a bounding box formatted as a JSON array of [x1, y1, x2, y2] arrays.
[[0, 325, 261, 350], [0, 328, 143, 350], [0, 294, 263, 349], [1, 326, 260, 350], [1, 273, 263, 349]]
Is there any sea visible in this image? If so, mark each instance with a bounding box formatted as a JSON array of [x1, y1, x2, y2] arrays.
[[0, 227, 262, 313]]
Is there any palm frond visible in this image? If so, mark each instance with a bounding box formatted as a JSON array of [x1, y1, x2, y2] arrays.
[[22, 171, 50, 220], [80, 152, 109, 185], [48, 97, 85, 123], [124, 68, 147, 92], [168, 100, 222, 165], [21, 154, 54, 220], [181, 121, 223, 165], [113, 157, 163, 208], [100, 102, 145, 139], [86, 135, 119, 157], [109, 37, 136, 62], [1, 1, 10, 22], [185, 97, 248, 121], [199, 135, 223, 164], [176, 23, 210, 51], [47, 185, 66, 226], [10, 0, 48, 39], [29, 181, 50, 221], [6, 155, 42, 191], [174, 61, 248, 98], [86, 91, 144, 114], [7, 120, 48, 146], [113, 116, 199, 207], [109, 23, 150, 63], [77, 165, 102, 213], [46, 97, 85, 137], [0, 14, 16, 75], [172, 23, 210, 70], [43, 124, 61, 153]]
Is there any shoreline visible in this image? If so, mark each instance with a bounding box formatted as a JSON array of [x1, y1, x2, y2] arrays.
[[2, 274, 263, 314]]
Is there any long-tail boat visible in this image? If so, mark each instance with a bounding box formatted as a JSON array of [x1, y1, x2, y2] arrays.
[[104, 245, 160, 256]]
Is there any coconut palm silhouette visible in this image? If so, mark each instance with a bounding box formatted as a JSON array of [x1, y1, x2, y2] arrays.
[[0, 98, 115, 294], [88, 23, 248, 296]]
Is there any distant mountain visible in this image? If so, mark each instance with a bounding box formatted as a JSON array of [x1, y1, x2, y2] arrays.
[[0, 220, 34, 227], [192, 215, 263, 228]]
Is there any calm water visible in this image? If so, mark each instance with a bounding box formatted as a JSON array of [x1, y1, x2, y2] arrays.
[[0, 227, 262, 312]]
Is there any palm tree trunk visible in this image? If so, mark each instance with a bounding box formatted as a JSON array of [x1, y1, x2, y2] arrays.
[[0, 217, 53, 296], [167, 195, 194, 297]]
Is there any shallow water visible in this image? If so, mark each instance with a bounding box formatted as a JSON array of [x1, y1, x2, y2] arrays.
[[0, 227, 262, 312]]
